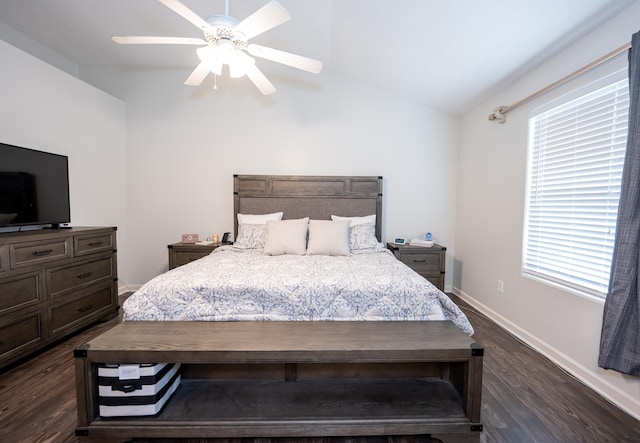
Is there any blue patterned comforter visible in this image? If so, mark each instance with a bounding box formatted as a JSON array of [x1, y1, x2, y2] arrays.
[[123, 246, 474, 335]]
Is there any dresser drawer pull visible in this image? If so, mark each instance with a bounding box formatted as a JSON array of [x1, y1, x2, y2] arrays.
[[31, 249, 53, 257], [87, 241, 104, 247], [77, 272, 94, 280], [413, 259, 427, 263], [77, 304, 93, 313]]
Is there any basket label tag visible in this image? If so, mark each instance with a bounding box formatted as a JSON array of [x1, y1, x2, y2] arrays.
[[118, 364, 141, 380]]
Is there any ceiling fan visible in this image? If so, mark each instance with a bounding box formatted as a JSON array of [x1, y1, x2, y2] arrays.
[[112, 0, 322, 95]]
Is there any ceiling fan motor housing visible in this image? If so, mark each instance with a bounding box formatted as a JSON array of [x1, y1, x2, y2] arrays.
[[204, 15, 247, 48]]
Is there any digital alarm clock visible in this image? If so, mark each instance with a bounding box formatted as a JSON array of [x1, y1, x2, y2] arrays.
[[393, 237, 407, 245]]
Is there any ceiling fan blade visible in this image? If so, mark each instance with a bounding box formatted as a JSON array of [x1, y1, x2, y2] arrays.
[[233, 1, 291, 40], [184, 62, 210, 86], [247, 44, 322, 74], [112, 36, 207, 45], [245, 64, 277, 95], [157, 0, 211, 30]]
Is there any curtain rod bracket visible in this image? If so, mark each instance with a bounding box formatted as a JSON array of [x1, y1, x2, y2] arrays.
[[488, 106, 508, 123]]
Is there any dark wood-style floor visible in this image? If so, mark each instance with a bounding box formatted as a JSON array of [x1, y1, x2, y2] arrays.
[[1, 294, 639, 443]]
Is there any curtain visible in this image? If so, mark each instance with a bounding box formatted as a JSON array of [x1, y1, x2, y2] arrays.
[[598, 31, 640, 376]]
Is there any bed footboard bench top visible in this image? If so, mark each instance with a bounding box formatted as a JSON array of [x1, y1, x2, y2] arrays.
[[74, 320, 483, 442]]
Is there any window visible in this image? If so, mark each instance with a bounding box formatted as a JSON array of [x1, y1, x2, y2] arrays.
[[523, 72, 629, 299]]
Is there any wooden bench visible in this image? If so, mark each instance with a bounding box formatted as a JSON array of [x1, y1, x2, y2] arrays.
[[74, 320, 483, 442]]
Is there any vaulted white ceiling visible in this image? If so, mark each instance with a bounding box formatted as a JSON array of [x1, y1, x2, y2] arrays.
[[0, 0, 633, 114]]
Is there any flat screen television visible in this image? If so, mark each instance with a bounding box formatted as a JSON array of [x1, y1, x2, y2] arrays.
[[0, 142, 70, 230]]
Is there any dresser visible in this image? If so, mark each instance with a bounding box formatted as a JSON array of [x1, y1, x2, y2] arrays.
[[0, 227, 118, 370], [387, 242, 446, 291]]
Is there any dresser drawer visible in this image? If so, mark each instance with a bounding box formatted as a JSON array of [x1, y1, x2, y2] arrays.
[[10, 238, 71, 269], [0, 310, 43, 358], [75, 231, 115, 256], [0, 243, 7, 273], [47, 255, 115, 298], [0, 271, 42, 314], [50, 285, 114, 335]]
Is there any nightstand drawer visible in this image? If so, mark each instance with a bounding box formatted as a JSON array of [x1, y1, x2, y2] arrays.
[[168, 242, 228, 270], [424, 274, 445, 291], [172, 251, 210, 268], [397, 252, 443, 273], [387, 243, 446, 291]]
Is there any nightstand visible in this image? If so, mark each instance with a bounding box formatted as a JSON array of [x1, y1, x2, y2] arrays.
[[167, 242, 230, 269], [387, 242, 446, 291]]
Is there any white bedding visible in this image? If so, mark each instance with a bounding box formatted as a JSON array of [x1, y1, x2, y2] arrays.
[[123, 246, 474, 336]]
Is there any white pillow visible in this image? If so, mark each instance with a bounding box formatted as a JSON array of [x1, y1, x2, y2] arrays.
[[263, 218, 309, 256], [331, 214, 376, 226], [237, 211, 283, 225], [306, 220, 351, 256]]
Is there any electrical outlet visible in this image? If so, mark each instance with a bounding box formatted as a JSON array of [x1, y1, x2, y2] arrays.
[[497, 280, 504, 293]]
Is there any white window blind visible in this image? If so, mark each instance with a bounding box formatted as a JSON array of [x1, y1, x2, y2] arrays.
[[523, 75, 629, 298]]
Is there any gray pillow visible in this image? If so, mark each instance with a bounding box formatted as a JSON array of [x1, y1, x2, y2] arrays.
[[306, 220, 350, 256], [263, 218, 309, 255]]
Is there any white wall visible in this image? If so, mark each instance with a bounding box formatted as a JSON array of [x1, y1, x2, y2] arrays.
[[0, 40, 128, 286], [456, 1, 640, 419], [80, 66, 459, 287]]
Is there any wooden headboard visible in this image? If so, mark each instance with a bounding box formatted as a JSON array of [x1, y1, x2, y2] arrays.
[[233, 175, 383, 241]]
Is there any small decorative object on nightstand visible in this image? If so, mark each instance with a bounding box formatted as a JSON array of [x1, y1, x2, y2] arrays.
[[387, 242, 446, 291], [181, 233, 198, 244], [168, 242, 227, 269]]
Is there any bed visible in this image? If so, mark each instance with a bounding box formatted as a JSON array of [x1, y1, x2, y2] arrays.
[[75, 175, 482, 443], [122, 174, 473, 336]]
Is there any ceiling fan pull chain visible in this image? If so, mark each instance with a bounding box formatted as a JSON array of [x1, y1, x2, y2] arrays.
[[214, 74, 218, 90]]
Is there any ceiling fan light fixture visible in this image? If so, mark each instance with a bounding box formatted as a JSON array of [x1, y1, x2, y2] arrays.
[[216, 39, 238, 64], [229, 52, 256, 78], [196, 45, 223, 75]]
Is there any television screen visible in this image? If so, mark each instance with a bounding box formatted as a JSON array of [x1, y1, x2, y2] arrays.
[[0, 142, 70, 229]]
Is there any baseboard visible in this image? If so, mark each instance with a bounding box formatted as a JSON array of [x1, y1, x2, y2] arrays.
[[118, 282, 142, 295], [453, 287, 640, 421]]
